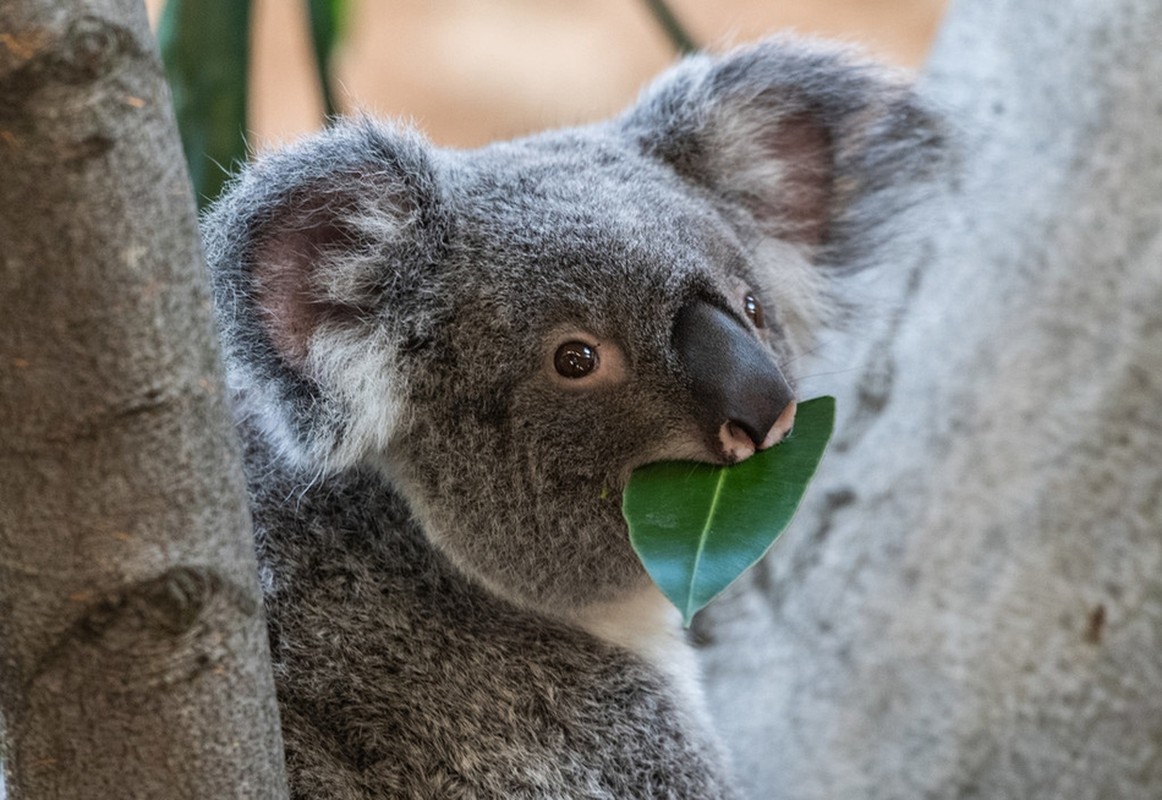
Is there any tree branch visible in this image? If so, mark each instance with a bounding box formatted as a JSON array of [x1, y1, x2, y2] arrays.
[[0, 2, 287, 796]]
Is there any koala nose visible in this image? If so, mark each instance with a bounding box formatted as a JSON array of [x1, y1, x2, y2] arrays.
[[673, 299, 796, 462]]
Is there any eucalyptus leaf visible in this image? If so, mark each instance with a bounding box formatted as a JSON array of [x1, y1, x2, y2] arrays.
[[623, 395, 835, 626]]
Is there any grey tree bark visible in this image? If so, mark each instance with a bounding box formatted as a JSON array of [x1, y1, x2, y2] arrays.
[[0, 2, 287, 798], [698, 1, 1162, 798]]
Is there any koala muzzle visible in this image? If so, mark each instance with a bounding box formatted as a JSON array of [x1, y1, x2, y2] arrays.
[[673, 300, 796, 462]]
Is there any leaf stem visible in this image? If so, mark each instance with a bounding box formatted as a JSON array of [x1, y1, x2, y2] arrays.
[[306, 0, 347, 121], [640, 0, 699, 55]]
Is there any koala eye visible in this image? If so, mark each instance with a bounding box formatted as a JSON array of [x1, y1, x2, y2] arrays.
[[744, 293, 766, 329], [554, 341, 598, 379]]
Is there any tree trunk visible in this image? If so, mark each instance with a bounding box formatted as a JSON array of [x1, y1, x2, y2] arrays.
[[698, 1, 1162, 798], [0, 2, 287, 798]]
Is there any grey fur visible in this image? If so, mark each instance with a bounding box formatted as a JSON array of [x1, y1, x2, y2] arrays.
[[202, 37, 943, 798]]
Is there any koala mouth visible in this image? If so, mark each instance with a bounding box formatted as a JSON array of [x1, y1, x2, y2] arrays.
[[719, 399, 798, 463], [620, 396, 798, 487]]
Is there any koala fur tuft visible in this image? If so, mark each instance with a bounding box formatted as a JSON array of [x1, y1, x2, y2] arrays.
[[203, 37, 944, 799]]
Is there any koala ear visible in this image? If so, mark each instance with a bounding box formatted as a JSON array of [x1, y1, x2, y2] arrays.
[[202, 120, 448, 471], [620, 37, 946, 271]]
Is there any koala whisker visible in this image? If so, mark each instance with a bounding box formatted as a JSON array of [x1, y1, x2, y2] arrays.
[[781, 341, 831, 367], [793, 366, 863, 381]]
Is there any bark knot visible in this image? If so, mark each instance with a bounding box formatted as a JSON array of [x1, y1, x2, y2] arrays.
[[79, 566, 257, 644], [0, 15, 141, 115], [28, 566, 262, 693]]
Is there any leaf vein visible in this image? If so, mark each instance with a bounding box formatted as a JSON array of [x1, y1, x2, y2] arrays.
[[685, 469, 727, 620]]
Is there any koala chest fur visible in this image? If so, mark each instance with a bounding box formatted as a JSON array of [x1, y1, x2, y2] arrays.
[[205, 36, 942, 800], [245, 432, 731, 798]]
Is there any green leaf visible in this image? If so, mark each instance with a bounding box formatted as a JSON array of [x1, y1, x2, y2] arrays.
[[623, 395, 835, 626], [158, 0, 252, 209], [305, 0, 350, 121]]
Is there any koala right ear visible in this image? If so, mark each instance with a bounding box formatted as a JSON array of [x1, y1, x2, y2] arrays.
[[202, 120, 449, 472], [619, 37, 947, 273]]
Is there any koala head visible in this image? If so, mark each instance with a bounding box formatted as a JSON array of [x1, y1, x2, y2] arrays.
[[203, 38, 943, 615]]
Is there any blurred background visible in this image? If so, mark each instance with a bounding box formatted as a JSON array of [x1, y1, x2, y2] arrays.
[[146, 0, 948, 151]]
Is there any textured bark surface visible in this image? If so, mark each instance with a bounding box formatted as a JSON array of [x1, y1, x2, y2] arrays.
[[0, 2, 286, 798], [697, 1, 1162, 798]]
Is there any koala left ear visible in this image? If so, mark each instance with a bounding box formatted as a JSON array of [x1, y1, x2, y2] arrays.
[[202, 120, 449, 472], [619, 37, 946, 271]]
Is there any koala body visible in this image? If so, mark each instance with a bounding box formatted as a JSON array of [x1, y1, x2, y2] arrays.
[[204, 38, 942, 799]]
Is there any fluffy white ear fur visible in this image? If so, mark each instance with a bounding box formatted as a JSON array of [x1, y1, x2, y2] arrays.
[[247, 187, 424, 471], [300, 324, 406, 474], [205, 122, 447, 475]]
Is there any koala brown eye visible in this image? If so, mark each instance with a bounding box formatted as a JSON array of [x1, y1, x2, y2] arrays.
[[744, 293, 766, 329], [554, 341, 598, 379]]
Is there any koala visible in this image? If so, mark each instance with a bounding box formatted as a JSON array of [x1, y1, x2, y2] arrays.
[[202, 37, 942, 799]]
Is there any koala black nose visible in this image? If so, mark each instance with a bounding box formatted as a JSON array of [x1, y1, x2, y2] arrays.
[[673, 299, 795, 458]]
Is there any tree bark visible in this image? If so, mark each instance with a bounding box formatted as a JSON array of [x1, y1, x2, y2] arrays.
[[0, 2, 287, 798], [698, 1, 1162, 798]]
